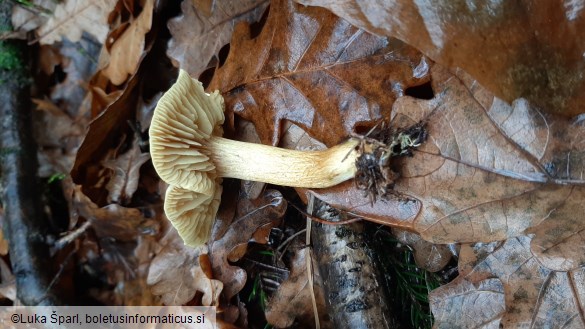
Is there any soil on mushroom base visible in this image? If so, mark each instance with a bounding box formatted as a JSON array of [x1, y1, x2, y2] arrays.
[[354, 121, 428, 203]]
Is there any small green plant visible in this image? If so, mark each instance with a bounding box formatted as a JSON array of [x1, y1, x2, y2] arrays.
[[248, 275, 268, 311], [375, 233, 445, 329], [391, 249, 442, 328], [47, 172, 66, 184]]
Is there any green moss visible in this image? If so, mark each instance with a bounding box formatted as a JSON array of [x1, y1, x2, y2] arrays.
[[0, 41, 30, 86], [0, 42, 23, 70]]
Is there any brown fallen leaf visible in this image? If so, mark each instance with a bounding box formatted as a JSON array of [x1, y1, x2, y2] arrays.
[[147, 227, 223, 306], [379, 65, 585, 247], [392, 228, 452, 273], [265, 248, 329, 328], [431, 236, 585, 328], [102, 138, 151, 205], [72, 0, 170, 205], [296, 0, 585, 118], [210, 189, 287, 300], [167, 0, 269, 77], [38, 44, 63, 76], [203, 1, 583, 259], [526, 187, 585, 271], [208, 0, 430, 147], [72, 184, 146, 242], [102, 0, 154, 85], [72, 72, 140, 205], [36, 0, 117, 45]]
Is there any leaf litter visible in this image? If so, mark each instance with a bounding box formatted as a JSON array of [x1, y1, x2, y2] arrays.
[[6, 0, 585, 327]]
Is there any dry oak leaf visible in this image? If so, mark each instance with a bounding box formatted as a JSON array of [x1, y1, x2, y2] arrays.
[[103, 0, 154, 85], [383, 65, 585, 275], [385, 65, 585, 250], [208, 0, 430, 147], [147, 228, 223, 306], [296, 0, 585, 118], [36, 0, 117, 45], [209, 189, 287, 300], [102, 139, 151, 205], [430, 236, 585, 328], [167, 0, 269, 77]]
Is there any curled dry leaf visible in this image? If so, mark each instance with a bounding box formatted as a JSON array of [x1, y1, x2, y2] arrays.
[[103, 0, 154, 85], [208, 0, 430, 147], [431, 236, 585, 328], [72, 184, 146, 241], [72, 73, 141, 205], [102, 140, 151, 204], [72, 0, 169, 205], [167, 0, 269, 77], [392, 228, 452, 273], [36, 0, 117, 45], [297, 0, 585, 118], [147, 228, 223, 306], [38, 45, 63, 76], [209, 189, 287, 300]]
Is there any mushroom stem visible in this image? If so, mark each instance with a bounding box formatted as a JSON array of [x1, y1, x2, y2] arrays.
[[207, 136, 360, 188]]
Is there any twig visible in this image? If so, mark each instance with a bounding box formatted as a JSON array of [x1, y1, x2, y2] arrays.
[[288, 202, 362, 225], [306, 195, 320, 329], [276, 229, 306, 253], [45, 246, 77, 295], [52, 221, 91, 253]]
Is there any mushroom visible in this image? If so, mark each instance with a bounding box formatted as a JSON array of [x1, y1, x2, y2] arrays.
[[150, 70, 360, 246]]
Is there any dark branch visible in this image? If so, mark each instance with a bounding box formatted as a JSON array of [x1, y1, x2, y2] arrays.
[[0, 1, 60, 305]]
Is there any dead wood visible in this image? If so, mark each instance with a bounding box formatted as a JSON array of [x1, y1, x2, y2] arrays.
[[311, 197, 399, 329], [0, 2, 60, 305]]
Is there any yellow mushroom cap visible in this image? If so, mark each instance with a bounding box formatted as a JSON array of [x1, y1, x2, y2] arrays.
[[149, 70, 225, 246], [164, 182, 222, 247], [149, 69, 225, 191]]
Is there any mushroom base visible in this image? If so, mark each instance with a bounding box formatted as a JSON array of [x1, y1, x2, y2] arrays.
[[354, 121, 428, 203]]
